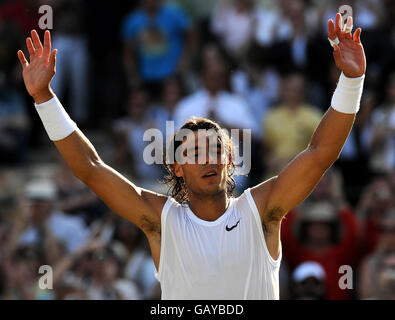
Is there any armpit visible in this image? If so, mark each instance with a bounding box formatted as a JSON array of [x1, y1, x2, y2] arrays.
[[141, 215, 161, 235], [262, 206, 284, 233]]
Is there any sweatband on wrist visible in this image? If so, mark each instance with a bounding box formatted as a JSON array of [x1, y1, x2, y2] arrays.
[[34, 95, 77, 141], [331, 72, 365, 114]]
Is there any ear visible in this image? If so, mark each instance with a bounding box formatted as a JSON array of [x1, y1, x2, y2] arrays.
[[173, 162, 184, 178]]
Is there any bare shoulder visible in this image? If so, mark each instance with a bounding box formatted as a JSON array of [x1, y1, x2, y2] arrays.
[[250, 177, 276, 215], [250, 177, 284, 228], [138, 189, 169, 234]]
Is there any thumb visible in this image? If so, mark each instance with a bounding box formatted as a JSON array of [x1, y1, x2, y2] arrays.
[[49, 49, 57, 70]]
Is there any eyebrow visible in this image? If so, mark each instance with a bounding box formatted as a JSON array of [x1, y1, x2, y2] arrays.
[[183, 146, 201, 156], [182, 143, 222, 155]]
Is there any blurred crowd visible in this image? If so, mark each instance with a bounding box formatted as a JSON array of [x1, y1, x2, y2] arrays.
[[0, 0, 394, 300]]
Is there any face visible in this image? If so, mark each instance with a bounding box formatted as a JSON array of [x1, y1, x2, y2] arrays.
[[127, 91, 148, 120], [379, 216, 395, 250], [202, 44, 223, 66], [294, 277, 325, 300], [204, 63, 226, 93], [173, 131, 230, 200], [306, 222, 332, 245], [142, 0, 161, 11], [28, 199, 51, 226], [281, 74, 305, 105], [371, 179, 392, 213], [100, 258, 119, 282], [163, 78, 182, 108]]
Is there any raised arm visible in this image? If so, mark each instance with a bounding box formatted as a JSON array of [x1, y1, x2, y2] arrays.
[[250, 14, 366, 258], [17, 30, 167, 236]]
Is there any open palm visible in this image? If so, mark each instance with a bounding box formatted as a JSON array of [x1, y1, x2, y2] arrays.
[[328, 13, 366, 78], [17, 30, 57, 100]]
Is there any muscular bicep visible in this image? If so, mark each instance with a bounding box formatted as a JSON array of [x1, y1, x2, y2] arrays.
[[252, 148, 327, 223], [84, 162, 167, 233], [267, 148, 327, 217]]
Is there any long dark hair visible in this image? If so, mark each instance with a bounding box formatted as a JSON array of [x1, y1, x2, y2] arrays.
[[162, 117, 236, 205]]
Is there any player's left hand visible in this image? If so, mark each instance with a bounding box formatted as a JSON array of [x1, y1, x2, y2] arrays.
[[328, 13, 366, 78]]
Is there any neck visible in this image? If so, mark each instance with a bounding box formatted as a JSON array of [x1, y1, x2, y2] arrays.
[[287, 101, 301, 111], [306, 242, 330, 253], [206, 87, 220, 97], [188, 191, 228, 221]]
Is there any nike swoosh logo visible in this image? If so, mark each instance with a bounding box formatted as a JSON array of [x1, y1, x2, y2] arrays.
[[226, 219, 240, 231]]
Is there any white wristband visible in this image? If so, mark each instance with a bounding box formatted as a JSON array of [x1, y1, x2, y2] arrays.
[[331, 72, 365, 114], [34, 95, 77, 141]]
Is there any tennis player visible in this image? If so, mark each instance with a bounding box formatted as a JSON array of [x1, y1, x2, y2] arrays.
[[17, 13, 365, 299]]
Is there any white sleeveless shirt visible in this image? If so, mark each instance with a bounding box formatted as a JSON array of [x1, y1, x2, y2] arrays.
[[155, 188, 282, 300]]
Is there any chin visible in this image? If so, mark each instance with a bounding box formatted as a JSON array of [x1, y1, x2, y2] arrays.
[[202, 181, 227, 196]]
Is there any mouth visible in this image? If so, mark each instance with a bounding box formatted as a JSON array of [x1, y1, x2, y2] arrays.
[[202, 169, 218, 179]]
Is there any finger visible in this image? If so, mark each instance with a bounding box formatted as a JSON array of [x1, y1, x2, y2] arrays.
[[17, 50, 29, 69], [26, 37, 35, 57], [328, 19, 336, 39], [353, 27, 362, 43], [43, 30, 51, 61], [31, 30, 43, 56], [49, 49, 57, 70], [344, 16, 353, 39], [335, 13, 342, 38]]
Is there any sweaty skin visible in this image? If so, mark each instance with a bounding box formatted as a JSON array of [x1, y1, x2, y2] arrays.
[[17, 12, 365, 271]]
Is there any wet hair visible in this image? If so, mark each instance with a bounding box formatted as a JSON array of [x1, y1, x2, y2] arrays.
[[162, 117, 236, 205]]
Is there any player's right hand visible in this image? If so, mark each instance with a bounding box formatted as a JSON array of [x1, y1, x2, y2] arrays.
[[17, 30, 57, 103]]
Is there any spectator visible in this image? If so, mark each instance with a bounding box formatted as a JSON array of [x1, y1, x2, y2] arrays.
[[308, 167, 346, 207], [46, 0, 90, 124], [369, 251, 395, 300], [262, 73, 322, 175], [112, 88, 164, 189], [124, 237, 160, 299], [281, 201, 360, 299], [0, 19, 23, 81], [362, 73, 395, 174], [55, 157, 108, 225], [1, 247, 38, 299], [0, 73, 30, 166], [150, 75, 187, 142], [358, 206, 395, 299], [290, 261, 327, 300], [357, 177, 394, 256], [86, 247, 141, 300], [121, 0, 195, 99], [174, 59, 256, 132], [254, 0, 319, 72], [211, 0, 259, 59], [16, 179, 90, 254], [231, 66, 279, 140], [110, 218, 159, 298]]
